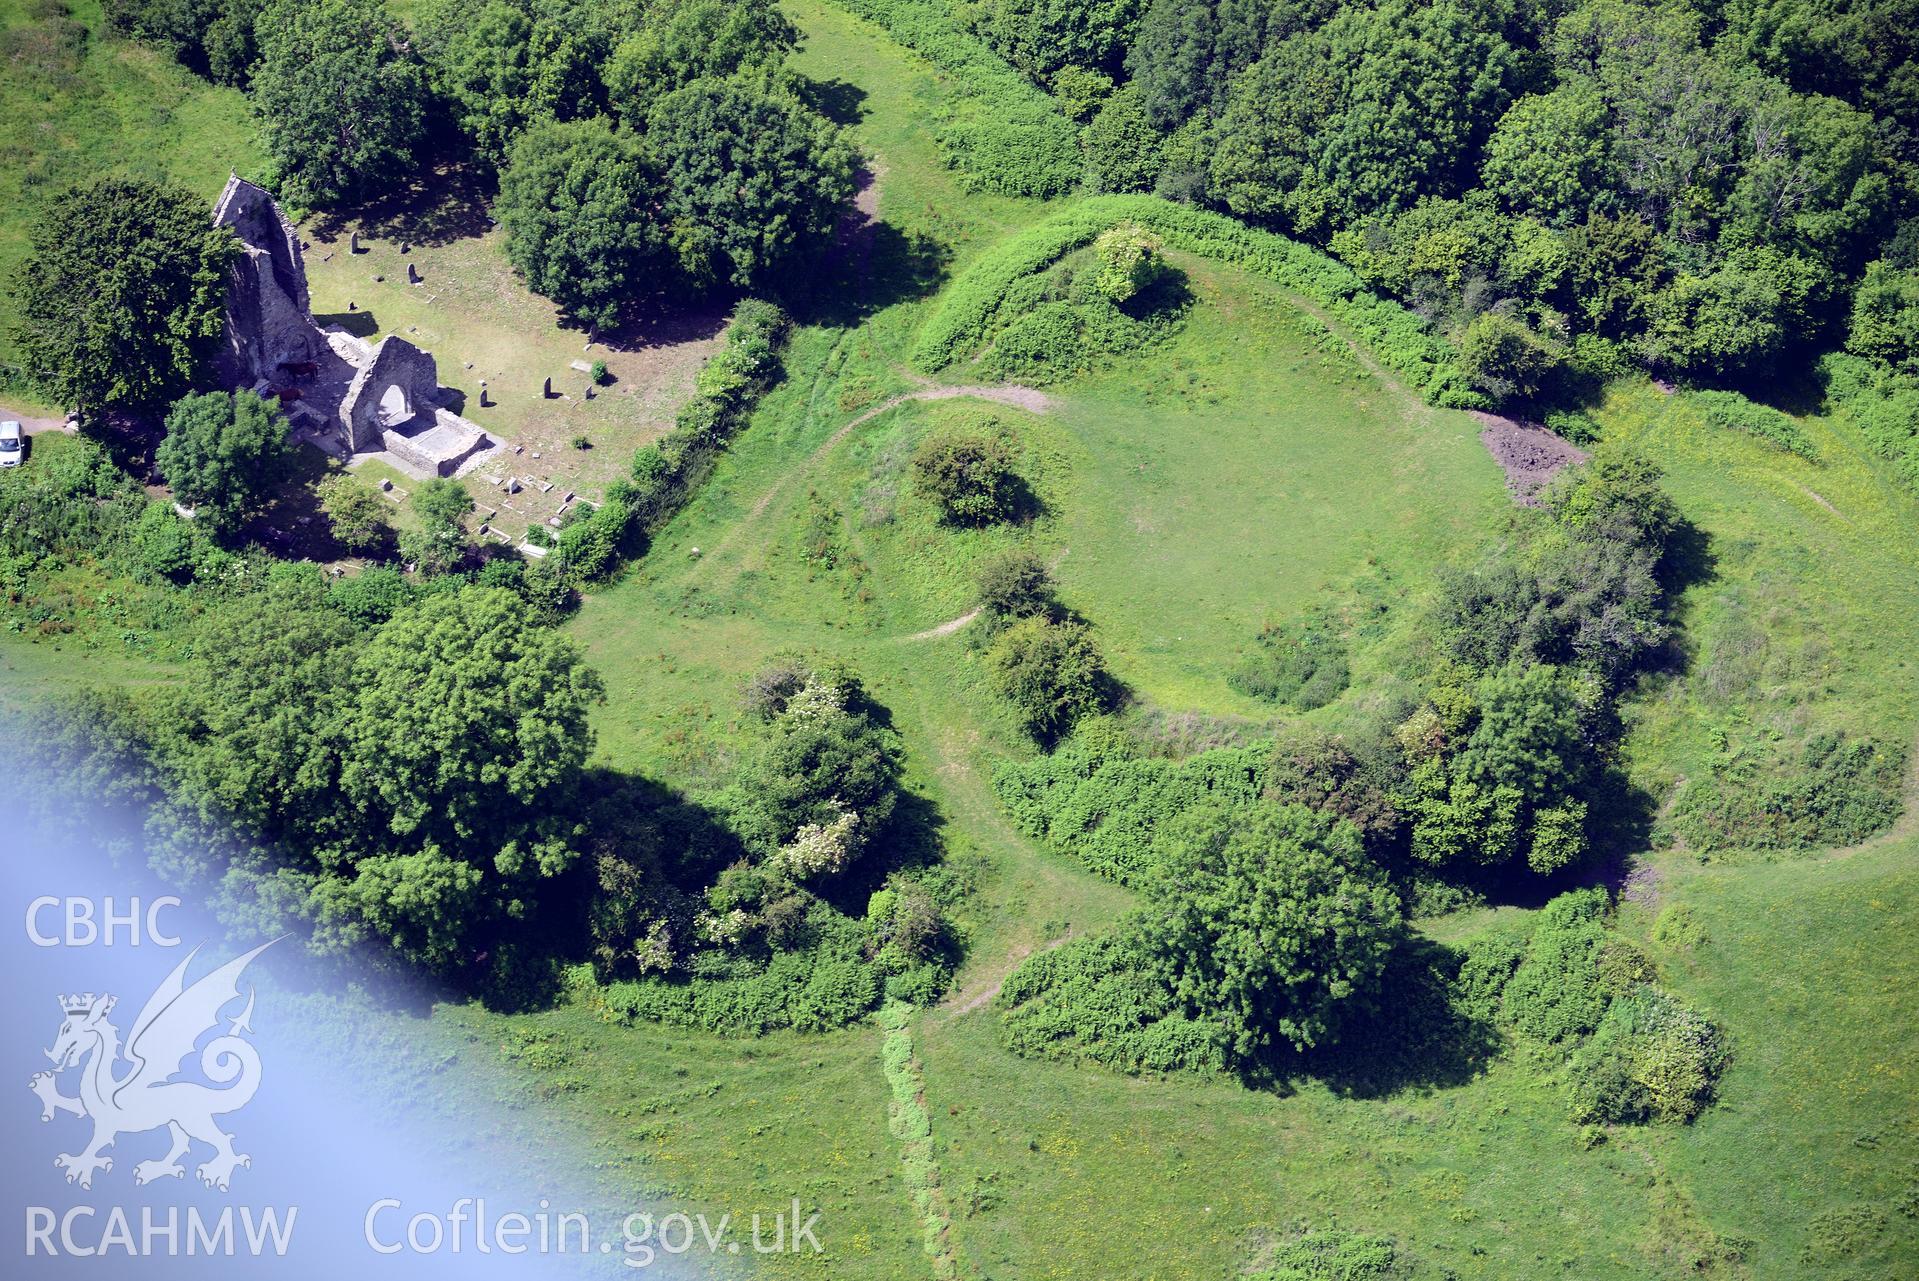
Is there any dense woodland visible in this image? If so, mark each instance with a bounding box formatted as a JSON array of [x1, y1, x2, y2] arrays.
[[4, 0, 1918, 1272]]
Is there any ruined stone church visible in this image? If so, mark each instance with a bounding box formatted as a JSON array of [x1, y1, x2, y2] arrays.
[[212, 174, 499, 477]]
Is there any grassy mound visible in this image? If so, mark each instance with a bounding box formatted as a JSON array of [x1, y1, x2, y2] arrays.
[[912, 195, 1482, 408]]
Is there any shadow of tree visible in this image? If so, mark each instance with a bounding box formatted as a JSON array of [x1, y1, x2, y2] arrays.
[[1658, 514, 1717, 604], [787, 218, 953, 331], [79, 408, 164, 478], [242, 443, 343, 561], [774, 150, 953, 331], [1340, 938, 1503, 1094], [596, 301, 731, 353], [306, 162, 496, 250], [1280, 936, 1503, 1099], [798, 75, 868, 128]]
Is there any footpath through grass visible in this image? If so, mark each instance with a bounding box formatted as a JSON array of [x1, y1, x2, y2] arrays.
[[917, 834, 1919, 1281], [3, 1, 1917, 1277]]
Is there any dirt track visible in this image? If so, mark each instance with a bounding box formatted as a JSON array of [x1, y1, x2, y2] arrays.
[[0, 404, 70, 434], [903, 608, 981, 642], [745, 383, 1053, 520]]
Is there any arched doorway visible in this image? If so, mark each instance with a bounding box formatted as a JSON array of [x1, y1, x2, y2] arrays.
[[376, 383, 412, 427]]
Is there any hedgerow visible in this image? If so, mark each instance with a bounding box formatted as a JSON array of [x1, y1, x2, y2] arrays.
[[936, 231, 1193, 383], [0, 431, 287, 652], [1683, 389, 1819, 460], [598, 926, 883, 1035], [822, 0, 1080, 197], [996, 932, 1227, 1074], [878, 1002, 962, 1277], [1500, 887, 1615, 1044], [1245, 1228, 1410, 1281], [912, 195, 1481, 407], [536, 300, 788, 593], [1821, 351, 1919, 493]]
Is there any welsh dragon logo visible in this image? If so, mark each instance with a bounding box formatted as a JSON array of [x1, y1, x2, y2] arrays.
[[28, 941, 275, 1192]]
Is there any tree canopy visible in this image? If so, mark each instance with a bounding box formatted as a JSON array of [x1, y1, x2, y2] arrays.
[[1144, 803, 1403, 1064], [733, 670, 904, 862], [1211, 0, 1521, 234], [419, 0, 627, 166], [12, 179, 236, 421], [155, 390, 294, 533], [645, 77, 859, 291], [961, 0, 1145, 82], [152, 585, 604, 972], [315, 474, 390, 553], [252, 0, 430, 208], [604, 0, 798, 121], [911, 427, 1024, 524], [337, 586, 601, 861], [496, 119, 666, 328]]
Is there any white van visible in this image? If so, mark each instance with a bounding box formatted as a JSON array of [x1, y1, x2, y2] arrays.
[[0, 420, 21, 467]]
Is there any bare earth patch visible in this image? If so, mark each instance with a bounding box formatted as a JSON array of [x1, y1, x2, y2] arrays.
[[945, 930, 1075, 1017], [1796, 483, 1847, 521], [1472, 410, 1588, 505], [1621, 862, 1663, 910]]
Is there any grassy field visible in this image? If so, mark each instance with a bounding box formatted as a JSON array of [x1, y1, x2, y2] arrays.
[[527, 5, 1919, 1272], [1621, 841, 1919, 1278], [421, 1002, 931, 1280], [1037, 258, 1502, 714], [0, 0, 265, 394], [1, 0, 1916, 1277], [916, 834, 1919, 1280], [1602, 381, 1919, 807]]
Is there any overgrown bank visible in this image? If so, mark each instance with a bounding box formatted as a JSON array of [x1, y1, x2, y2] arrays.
[[913, 195, 1479, 407]]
